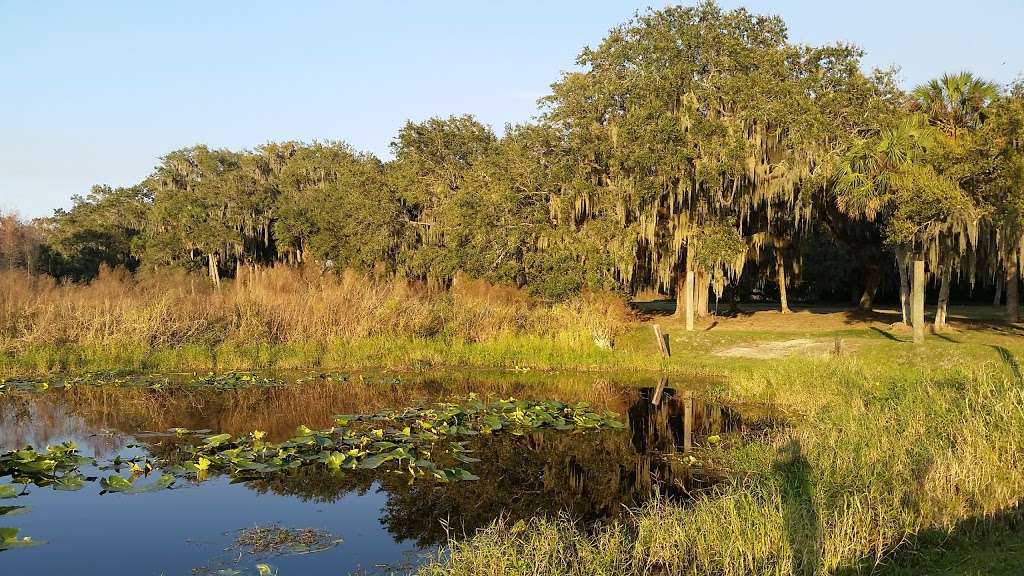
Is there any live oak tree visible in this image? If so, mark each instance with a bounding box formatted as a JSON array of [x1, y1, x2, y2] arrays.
[[22, 0, 1024, 333], [44, 185, 150, 279]]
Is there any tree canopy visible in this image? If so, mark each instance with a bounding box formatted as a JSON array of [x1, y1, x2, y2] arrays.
[[15, 1, 1024, 321]]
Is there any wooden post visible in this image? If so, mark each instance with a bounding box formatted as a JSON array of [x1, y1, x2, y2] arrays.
[[652, 325, 669, 358], [683, 390, 693, 453], [912, 259, 925, 343], [652, 376, 667, 406]]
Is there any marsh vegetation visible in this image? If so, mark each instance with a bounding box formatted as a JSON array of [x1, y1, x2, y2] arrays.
[[2, 0, 1024, 574]]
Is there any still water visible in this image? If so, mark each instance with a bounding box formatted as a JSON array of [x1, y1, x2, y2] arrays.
[[0, 372, 764, 575]]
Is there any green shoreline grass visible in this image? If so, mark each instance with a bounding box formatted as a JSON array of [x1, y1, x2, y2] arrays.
[[415, 354, 1024, 576]]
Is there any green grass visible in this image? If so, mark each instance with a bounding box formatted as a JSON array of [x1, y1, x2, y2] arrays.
[[416, 331, 1024, 576]]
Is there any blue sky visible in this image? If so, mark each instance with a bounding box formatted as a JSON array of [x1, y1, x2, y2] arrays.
[[2, 1, 1022, 217]]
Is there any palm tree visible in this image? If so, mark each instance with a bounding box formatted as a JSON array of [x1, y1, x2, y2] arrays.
[[835, 115, 972, 342], [912, 72, 999, 141], [836, 117, 929, 335], [910, 72, 996, 330]]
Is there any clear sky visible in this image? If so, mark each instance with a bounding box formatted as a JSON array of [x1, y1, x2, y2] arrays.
[[2, 0, 1022, 218]]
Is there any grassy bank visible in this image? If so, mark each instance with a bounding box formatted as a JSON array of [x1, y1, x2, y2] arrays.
[[419, 355, 1024, 575]]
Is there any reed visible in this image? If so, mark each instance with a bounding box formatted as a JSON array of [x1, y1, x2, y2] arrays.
[[0, 267, 632, 376]]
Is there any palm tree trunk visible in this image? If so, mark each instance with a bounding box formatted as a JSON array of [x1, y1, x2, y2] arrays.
[[1007, 248, 1020, 324], [776, 253, 791, 314], [934, 267, 950, 332], [912, 259, 925, 343]]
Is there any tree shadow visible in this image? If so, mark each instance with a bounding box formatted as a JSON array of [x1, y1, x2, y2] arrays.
[[991, 345, 1023, 385], [774, 438, 821, 576], [933, 332, 963, 344], [870, 327, 908, 342]]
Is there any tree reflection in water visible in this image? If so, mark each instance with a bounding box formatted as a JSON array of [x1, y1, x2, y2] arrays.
[[0, 375, 761, 549]]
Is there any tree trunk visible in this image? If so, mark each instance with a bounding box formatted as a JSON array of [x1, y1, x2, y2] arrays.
[[896, 247, 912, 324], [696, 270, 710, 318], [993, 275, 1003, 306], [685, 269, 695, 332], [1007, 249, 1020, 324], [858, 263, 881, 311], [934, 267, 951, 332], [673, 270, 687, 320], [912, 259, 925, 343], [776, 253, 791, 314], [208, 253, 220, 290]]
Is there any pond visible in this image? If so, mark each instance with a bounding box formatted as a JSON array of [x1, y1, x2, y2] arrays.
[[0, 371, 768, 575]]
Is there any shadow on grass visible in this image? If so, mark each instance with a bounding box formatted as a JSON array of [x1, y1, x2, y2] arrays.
[[775, 439, 820, 576], [933, 332, 964, 344], [991, 345, 1023, 385], [869, 327, 908, 342], [836, 504, 1024, 576]]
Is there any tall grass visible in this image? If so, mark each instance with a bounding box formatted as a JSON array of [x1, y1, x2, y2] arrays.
[[0, 267, 632, 375], [420, 363, 1024, 576]]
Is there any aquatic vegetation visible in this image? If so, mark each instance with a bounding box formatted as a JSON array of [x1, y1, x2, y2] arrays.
[[0, 442, 93, 491], [0, 371, 285, 394], [0, 527, 42, 551], [234, 525, 342, 556], [98, 473, 175, 494], [180, 398, 623, 484], [184, 372, 285, 390]]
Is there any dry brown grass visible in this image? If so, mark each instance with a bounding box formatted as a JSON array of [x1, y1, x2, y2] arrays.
[[0, 266, 632, 355]]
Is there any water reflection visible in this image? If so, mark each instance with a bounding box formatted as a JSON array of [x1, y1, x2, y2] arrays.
[[0, 373, 767, 575]]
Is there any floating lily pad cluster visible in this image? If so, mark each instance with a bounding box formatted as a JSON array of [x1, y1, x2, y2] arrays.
[[178, 397, 623, 484], [0, 371, 285, 394], [0, 442, 171, 497], [0, 397, 624, 551]]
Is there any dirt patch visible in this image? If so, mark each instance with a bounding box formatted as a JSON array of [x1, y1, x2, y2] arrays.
[[713, 338, 847, 359]]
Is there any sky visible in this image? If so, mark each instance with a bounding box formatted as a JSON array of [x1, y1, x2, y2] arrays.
[[2, 0, 1022, 218]]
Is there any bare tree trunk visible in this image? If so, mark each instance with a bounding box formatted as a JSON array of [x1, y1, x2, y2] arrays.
[[896, 247, 912, 324], [934, 267, 950, 332], [685, 269, 695, 332], [776, 253, 791, 314], [858, 263, 881, 311], [208, 253, 220, 290], [993, 275, 1003, 306], [912, 259, 925, 343], [1007, 248, 1020, 324]]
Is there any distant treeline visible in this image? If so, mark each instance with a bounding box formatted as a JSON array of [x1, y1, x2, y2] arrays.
[[3, 2, 1023, 323]]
